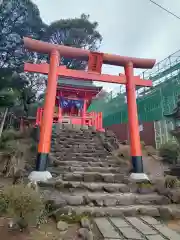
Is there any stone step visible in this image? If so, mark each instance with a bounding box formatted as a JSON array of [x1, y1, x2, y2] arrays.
[[49, 166, 127, 174], [69, 151, 108, 155], [52, 145, 103, 150], [85, 192, 170, 206], [60, 147, 105, 152], [77, 192, 169, 206], [40, 180, 130, 193], [68, 181, 130, 193], [53, 140, 98, 144], [51, 141, 101, 145], [51, 152, 108, 158], [52, 155, 116, 163], [53, 139, 101, 144], [51, 149, 106, 155], [43, 190, 169, 207], [50, 160, 121, 168], [62, 172, 128, 183], [51, 204, 180, 218], [53, 138, 98, 143]]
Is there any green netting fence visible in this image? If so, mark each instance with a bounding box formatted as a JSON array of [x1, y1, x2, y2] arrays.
[[88, 50, 180, 127]]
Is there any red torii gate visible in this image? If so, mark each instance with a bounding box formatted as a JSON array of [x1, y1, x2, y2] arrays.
[[23, 37, 155, 181]]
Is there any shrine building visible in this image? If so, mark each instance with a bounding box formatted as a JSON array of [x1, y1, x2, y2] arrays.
[[36, 77, 104, 131]]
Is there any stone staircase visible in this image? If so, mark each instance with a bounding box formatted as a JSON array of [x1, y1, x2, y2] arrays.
[[41, 124, 180, 219]]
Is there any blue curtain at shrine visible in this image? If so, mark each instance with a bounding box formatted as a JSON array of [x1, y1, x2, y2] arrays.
[[59, 97, 84, 110]]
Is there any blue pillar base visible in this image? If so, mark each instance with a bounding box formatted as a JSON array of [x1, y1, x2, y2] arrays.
[[130, 156, 149, 182], [36, 153, 48, 171], [131, 156, 143, 173]]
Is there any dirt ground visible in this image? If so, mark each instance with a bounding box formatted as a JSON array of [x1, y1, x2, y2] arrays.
[[143, 154, 166, 178], [167, 220, 180, 233], [116, 144, 168, 178], [0, 217, 80, 240]]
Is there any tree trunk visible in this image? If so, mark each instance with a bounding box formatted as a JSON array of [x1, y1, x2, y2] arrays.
[[0, 108, 8, 138]]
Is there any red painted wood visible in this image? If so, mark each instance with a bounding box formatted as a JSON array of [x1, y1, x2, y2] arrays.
[[24, 63, 152, 87], [36, 107, 104, 131], [56, 86, 100, 99], [88, 52, 103, 73], [24, 37, 156, 69]]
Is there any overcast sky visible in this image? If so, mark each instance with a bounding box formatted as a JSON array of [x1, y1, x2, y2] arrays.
[[33, 0, 180, 92]]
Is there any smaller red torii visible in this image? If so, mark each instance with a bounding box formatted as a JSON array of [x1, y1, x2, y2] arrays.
[[23, 37, 155, 182]]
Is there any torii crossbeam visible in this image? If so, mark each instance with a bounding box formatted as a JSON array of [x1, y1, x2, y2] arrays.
[[23, 37, 155, 182]]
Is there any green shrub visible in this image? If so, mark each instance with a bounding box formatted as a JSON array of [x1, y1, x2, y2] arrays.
[[0, 191, 8, 214], [0, 128, 36, 149], [138, 182, 153, 188], [1, 129, 23, 142], [0, 129, 23, 150], [4, 140, 25, 154], [3, 184, 44, 229], [159, 141, 180, 164], [165, 175, 180, 189]]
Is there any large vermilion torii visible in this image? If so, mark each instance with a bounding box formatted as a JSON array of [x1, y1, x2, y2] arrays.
[[23, 37, 155, 182]]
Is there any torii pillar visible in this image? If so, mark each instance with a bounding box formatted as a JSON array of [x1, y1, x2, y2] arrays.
[[23, 37, 155, 182], [125, 62, 143, 176]]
